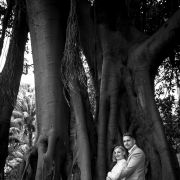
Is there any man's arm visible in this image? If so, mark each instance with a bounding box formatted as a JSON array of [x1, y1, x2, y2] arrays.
[[119, 151, 145, 179]]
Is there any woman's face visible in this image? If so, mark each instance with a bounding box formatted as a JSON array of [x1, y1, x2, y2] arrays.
[[114, 148, 125, 161]]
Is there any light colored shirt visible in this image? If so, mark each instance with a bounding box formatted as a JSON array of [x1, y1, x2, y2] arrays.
[[107, 159, 127, 180], [128, 145, 136, 155], [120, 145, 146, 180]]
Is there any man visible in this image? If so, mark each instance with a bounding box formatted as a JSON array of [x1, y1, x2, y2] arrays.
[[119, 132, 146, 180]]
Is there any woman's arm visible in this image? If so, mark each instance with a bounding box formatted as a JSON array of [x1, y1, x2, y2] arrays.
[[107, 160, 127, 180]]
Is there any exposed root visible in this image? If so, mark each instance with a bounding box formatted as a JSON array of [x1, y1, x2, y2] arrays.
[[21, 147, 38, 180]]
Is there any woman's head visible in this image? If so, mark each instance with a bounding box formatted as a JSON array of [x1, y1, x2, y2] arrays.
[[112, 146, 126, 162]]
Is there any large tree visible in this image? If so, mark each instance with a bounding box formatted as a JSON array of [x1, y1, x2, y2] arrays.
[[1, 0, 180, 179]]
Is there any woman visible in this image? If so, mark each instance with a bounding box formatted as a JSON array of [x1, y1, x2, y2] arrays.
[[106, 146, 127, 180]]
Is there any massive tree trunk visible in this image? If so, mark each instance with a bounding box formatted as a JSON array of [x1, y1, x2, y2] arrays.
[[25, 0, 70, 179], [0, 1, 28, 179], [22, 0, 180, 179]]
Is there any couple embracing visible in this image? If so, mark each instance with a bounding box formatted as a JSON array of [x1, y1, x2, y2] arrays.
[[106, 132, 146, 180]]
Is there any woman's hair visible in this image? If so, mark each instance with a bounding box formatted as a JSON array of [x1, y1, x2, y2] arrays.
[[112, 145, 126, 162]]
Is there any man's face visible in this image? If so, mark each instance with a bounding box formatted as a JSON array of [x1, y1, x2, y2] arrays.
[[123, 136, 135, 150]]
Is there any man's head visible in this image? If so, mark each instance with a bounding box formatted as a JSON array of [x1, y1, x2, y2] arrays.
[[123, 132, 136, 150]]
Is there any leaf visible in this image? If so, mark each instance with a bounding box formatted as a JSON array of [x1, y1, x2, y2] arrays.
[[12, 110, 23, 118]]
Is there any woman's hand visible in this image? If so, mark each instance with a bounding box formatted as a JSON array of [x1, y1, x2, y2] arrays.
[[106, 176, 111, 180]]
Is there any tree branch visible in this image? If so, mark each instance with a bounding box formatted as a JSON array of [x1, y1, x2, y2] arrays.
[[145, 8, 180, 68]]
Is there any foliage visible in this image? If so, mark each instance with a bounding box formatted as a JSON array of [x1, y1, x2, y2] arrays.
[[129, 0, 179, 34], [155, 58, 180, 153], [5, 84, 36, 179]]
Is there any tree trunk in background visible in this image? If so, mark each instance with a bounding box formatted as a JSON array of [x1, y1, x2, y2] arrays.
[[0, 1, 28, 179], [21, 0, 180, 179]]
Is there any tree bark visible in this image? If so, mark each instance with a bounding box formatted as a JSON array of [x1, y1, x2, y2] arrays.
[[70, 81, 92, 180]]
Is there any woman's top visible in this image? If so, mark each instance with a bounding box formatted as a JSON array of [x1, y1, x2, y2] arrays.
[[107, 159, 127, 180]]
